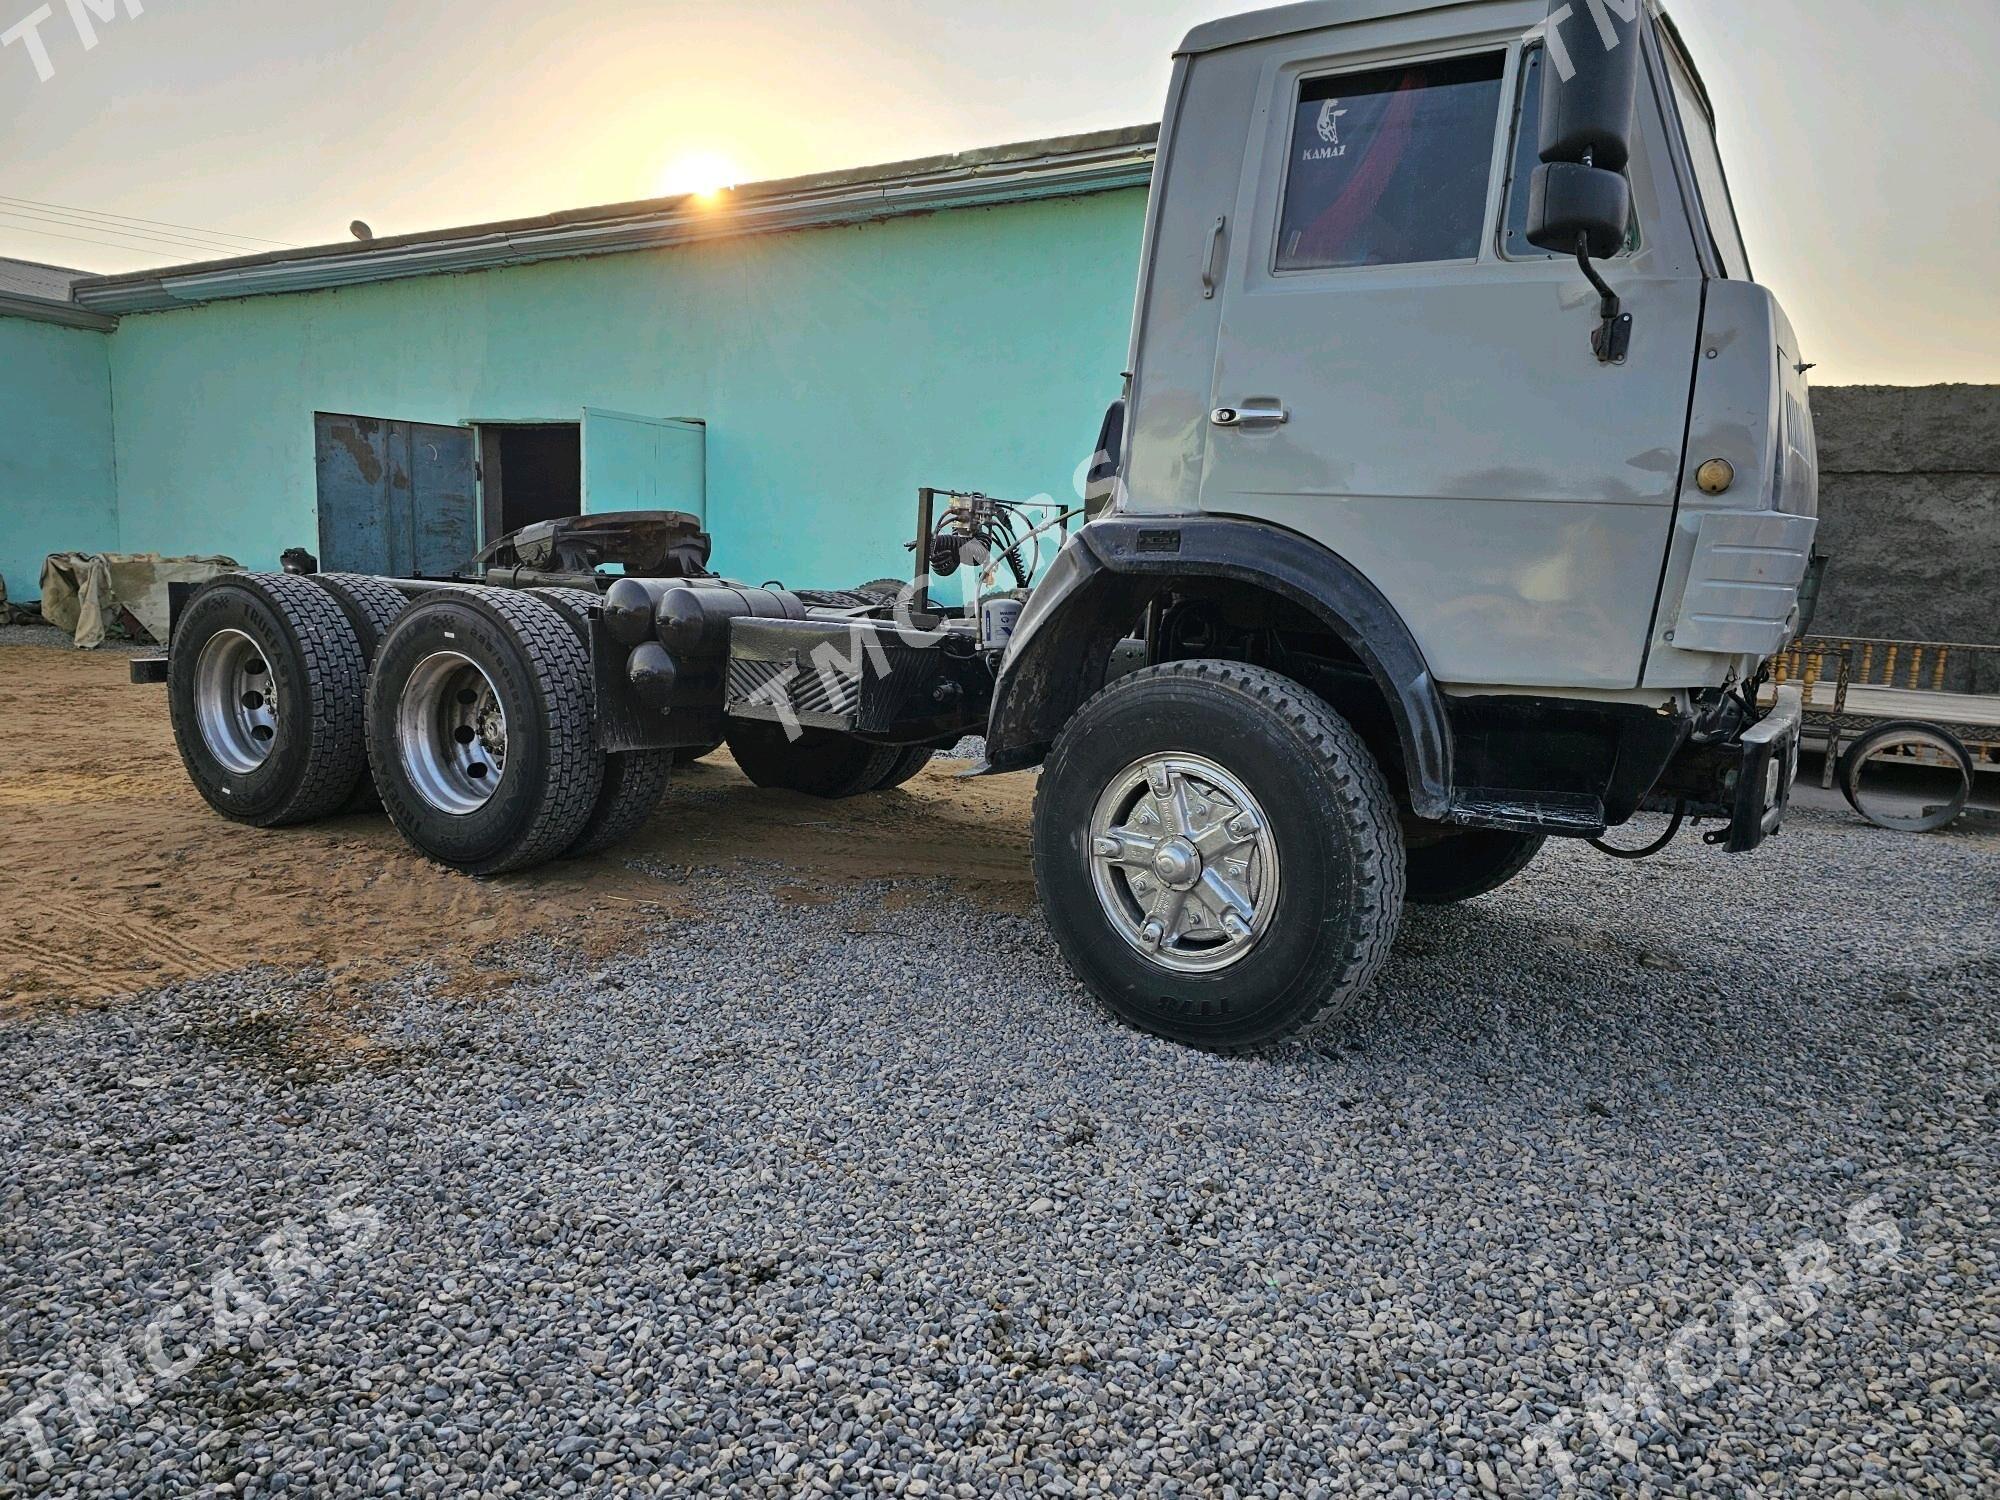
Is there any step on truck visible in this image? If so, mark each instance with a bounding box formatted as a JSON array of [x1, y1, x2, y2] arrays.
[[138, 0, 1818, 1053]]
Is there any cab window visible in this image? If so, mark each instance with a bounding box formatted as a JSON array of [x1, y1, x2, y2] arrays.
[[1662, 42, 1750, 279], [1276, 53, 1506, 272]]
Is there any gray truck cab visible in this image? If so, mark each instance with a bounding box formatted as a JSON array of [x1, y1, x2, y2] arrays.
[[988, 0, 1819, 1048], [1136, 0, 1815, 695]]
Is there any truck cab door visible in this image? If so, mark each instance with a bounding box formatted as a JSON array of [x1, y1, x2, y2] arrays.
[[1196, 24, 1706, 691]]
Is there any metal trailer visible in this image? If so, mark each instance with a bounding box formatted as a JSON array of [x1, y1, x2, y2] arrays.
[[1772, 638, 2000, 832]]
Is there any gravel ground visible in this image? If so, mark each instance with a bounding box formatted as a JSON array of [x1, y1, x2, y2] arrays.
[[0, 624, 149, 654], [2, 803, 1996, 1497]]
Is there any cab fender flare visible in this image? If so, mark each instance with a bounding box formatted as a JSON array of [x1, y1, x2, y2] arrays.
[[986, 516, 1452, 819]]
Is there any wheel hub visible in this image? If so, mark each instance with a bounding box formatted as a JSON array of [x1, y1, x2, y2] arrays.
[[1088, 754, 1279, 975], [193, 629, 278, 775], [397, 653, 508, 816], [1151, 838, 1202, 891]]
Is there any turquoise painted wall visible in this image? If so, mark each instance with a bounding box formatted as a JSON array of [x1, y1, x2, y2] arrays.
[[0, 315, 119, 600], [107, 188, 1149, 589]]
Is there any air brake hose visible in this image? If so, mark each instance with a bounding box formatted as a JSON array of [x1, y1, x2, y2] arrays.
[[1588, 802, 1689, 861]]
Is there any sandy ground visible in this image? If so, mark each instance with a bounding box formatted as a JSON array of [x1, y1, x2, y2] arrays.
[[5, 633, 1989, 1009], [0, 641, 1036, 1009]]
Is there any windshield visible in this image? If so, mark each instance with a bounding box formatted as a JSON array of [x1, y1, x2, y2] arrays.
[[1662, 35, 1750, 279]]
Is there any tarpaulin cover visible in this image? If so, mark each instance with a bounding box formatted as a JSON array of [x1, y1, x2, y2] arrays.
[[39, 553, 240, 649], [0, 573, 33, 625]]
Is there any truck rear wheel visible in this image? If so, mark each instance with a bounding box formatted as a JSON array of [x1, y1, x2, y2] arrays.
[[309, 573, 414, 812], [526, 586, 675, 857], [1405, 830, 1545, 906], [872, 746, 934, 792], [725, 721, 901, 800], [366, 589, 604, 876], [169, 573, 371, 827], [1033, 661, 1406, 1054]]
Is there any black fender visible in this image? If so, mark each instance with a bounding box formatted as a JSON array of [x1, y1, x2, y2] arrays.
[[986, 516, 1453, 820]]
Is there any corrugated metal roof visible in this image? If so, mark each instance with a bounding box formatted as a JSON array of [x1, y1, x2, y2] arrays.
[[0, 255, 116, 329], [75, 126, 1161, 318], [0, 256, 86, 302]]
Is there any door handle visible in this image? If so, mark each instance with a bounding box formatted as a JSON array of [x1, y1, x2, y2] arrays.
[[1201, 217, 1227, 300], [1211, 403, 1289, 429]]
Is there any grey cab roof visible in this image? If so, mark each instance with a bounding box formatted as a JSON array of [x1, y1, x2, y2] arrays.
[[1179, 0, 1483, 55]]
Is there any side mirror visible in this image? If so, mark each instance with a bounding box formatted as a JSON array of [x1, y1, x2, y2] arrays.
[[1527, 1, 1641, 360], [1526, 1, 1640, 260]]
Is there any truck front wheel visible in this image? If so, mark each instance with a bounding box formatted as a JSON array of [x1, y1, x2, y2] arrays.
[[1033, 661, 1406, 1053], [1404, 830, 1545, 906]]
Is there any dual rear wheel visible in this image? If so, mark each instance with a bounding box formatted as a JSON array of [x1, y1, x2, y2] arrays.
[[363, 588, 607, 875], [171, 579, 644, 872], [170, 576, 928, 873], [168, 574, 370, 828]]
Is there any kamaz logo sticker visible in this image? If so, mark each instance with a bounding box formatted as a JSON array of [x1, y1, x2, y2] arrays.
[[1316, 99, 1349, 146], [1304, 99, 1350, 161]]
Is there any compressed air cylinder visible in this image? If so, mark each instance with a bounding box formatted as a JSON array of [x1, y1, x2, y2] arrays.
[[603, 579, 680, 648], [655, 586, 806, 657], [627, 643, 680, 708]]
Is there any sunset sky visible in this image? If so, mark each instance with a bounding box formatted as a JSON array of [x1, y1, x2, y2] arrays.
[[2, 0, 1992, 386]]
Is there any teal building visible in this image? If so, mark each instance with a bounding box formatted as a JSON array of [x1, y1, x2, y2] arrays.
[[0, 129, 1155, 601]]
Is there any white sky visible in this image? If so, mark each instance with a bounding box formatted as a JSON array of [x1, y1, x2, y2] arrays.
[[1, 0, 1993, 386]]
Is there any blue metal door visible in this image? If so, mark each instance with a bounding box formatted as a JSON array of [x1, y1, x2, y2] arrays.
[[315, 414, 478, 577]]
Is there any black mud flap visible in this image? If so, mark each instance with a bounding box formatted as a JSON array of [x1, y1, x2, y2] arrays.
[[590, 614, 727, 756], [1721, 685, 1805, 853]]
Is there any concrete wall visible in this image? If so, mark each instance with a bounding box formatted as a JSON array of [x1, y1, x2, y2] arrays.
[[0, 315, 119, 599], [1812, 385, 2000, 650], [106, 188, 1148, 591]]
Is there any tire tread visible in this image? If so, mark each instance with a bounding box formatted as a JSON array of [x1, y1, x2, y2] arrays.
[[309, 574, 413, 812], [1034, 659, 1406, 1053], [467, 588, 604, 875], [168, 573, 371, 828], [310, 573, 412, 661]]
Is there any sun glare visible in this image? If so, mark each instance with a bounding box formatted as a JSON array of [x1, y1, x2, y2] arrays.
[[658, 152, 741, 203]]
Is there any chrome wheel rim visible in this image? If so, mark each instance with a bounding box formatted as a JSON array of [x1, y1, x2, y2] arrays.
[[1088, 753, 1280, 975], [194, 629, 278, 774], [397, 653, 507, 815]]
